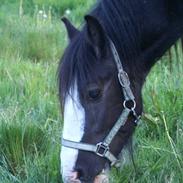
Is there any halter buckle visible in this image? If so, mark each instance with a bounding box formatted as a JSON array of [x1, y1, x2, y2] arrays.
[[118, 71, 130, 87], [96, 142, 109, 157]]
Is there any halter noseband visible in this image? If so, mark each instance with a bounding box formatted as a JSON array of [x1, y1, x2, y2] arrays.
[[62, 39, 141, 168]]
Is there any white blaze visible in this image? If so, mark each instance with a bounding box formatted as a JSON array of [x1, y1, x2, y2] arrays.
[[60, 84, 85, 181]]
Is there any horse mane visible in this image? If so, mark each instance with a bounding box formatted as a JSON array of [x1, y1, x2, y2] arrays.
[[93, 0, 142, 61], [58, 32, 101, 107]]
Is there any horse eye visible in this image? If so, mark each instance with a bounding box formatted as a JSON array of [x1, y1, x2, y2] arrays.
[[88, 88, 101, 101]]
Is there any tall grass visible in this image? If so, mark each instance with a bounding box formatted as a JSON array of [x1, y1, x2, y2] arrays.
[[0, 0, 183, 182], [0, 57, 61, 182]]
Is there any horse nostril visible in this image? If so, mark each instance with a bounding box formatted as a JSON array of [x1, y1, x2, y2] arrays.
[[75, 168, 90, 182], [70, 171, 79, 181], [75, 168, 83, 180]]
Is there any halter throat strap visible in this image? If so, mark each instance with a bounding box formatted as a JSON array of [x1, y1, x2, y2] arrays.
[[62, 39, 141, 167]]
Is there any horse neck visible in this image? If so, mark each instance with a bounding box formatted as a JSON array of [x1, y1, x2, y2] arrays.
[[92, 0, 179, 77]]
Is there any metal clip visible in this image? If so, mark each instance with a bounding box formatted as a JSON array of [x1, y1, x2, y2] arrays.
[[96, 142, 109, 157], [130, 109, 141, 125], [134, 115, 141, 125]]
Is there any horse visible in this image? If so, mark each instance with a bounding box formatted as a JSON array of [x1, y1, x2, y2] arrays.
[[58, 0, 183, 182]]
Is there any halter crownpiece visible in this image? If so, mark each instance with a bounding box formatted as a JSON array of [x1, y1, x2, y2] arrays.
[[62, 38, 141, 167]]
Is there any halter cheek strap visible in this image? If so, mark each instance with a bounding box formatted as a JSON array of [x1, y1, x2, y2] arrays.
[[62, 39, 141, 168]]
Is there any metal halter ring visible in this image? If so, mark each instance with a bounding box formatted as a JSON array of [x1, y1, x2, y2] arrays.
[[123, 99, 136, 111]]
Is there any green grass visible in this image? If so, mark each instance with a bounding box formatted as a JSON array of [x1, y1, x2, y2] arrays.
[[0, 1, 183, 182]]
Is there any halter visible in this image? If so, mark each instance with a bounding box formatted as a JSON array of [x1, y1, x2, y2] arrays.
[[62, 39, 141, 168]]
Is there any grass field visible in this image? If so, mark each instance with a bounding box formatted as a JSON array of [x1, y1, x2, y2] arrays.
[[0, 1, 183, 182]]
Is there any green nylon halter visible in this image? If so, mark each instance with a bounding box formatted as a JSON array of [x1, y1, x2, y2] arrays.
[[62, 39, 141, 168]]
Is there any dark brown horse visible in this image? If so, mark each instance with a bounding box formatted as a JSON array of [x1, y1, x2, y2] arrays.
[[58, 0, 183, 182]]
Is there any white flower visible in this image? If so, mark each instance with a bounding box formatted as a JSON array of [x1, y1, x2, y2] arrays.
[[38, 10, 43, 14], [65, 9, 71, 15], [43, 13, 47, 19]]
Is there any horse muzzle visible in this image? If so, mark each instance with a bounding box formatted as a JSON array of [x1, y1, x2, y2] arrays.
[[63, 171, 109, 183]]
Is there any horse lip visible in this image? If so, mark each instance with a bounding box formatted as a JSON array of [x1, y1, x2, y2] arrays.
[[93, 167, 110, 183], [64, 163, 110, 183], [64, 173, 109, 183], [94, 173, 109, 183], [64, 176, 81, 183]]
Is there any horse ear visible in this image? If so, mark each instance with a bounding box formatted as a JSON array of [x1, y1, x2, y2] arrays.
[[61, 17, 79, 40], [85, 15, 107, 56]]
